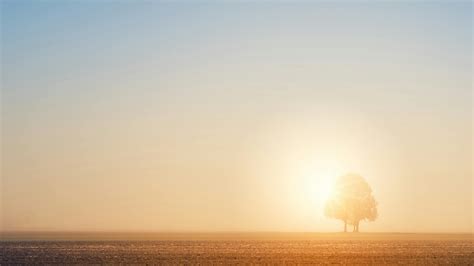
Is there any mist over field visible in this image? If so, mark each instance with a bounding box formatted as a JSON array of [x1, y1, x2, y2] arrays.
[[1, 1, 472, 264]]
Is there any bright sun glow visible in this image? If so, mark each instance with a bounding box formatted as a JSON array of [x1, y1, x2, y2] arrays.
[[299, 164, 340, 210], [314, 175, 335, 202]]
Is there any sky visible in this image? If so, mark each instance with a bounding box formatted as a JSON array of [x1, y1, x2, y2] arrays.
[[1, 1, 472, 233]]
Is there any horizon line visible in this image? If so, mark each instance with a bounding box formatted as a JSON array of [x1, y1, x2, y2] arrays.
[[2, 230, 472, 234]]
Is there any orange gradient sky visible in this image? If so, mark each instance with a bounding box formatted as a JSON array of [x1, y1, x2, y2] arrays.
[[1, 2, 472, 232]]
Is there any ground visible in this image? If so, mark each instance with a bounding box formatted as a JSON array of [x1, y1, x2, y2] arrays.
[[1, 233, 472, 264]]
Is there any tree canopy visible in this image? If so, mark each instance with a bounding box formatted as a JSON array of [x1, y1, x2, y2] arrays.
[[324, 173, 377, 232]]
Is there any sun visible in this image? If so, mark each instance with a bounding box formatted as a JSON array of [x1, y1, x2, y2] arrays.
[[312, 173, 335, 203], [300, 167, 338, 208]]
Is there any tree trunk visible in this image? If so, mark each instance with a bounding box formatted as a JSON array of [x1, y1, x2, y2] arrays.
[[344, 221, 347, 232], [355, 221, 360, 232]]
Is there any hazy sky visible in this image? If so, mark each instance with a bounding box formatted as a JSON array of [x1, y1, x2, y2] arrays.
[[1, 1, 472, 232]]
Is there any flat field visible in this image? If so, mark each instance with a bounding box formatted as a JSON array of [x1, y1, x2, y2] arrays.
[[1, 233, 472, 264]]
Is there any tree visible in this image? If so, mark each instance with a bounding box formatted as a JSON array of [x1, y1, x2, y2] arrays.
[[324, 173, 377, 232]]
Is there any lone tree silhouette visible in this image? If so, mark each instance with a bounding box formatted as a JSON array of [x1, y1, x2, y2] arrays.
[[324, 173, 377, 232]]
